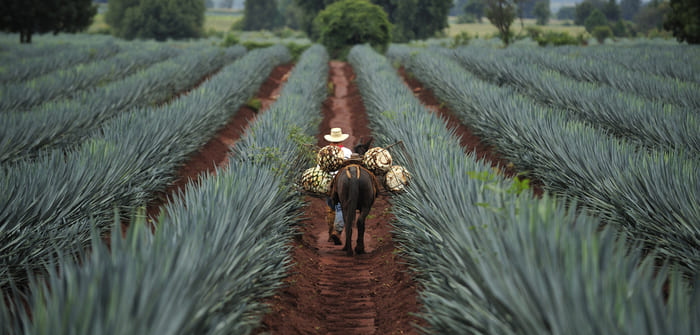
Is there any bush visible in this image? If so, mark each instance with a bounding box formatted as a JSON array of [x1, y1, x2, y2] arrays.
[[220, 32, 240, 48], [312, 0, 391, 60], [584, 9, 608, 33], [457, 13, 478, 24], [450, 31, 472, 48], [611, 20, 628, 37], [106, 0, 204, 41], [525, 26, 544, 40], [592, 25, 613, 43], [523, 27, 582, 46]]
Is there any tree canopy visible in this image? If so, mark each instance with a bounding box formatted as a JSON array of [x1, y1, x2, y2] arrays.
[[557, 6, 576, 20], [242, 0, 282, 30], [312, 0, 391, 59], [372, 0, 452, 42], [0, 0, 96, 43], [296, 0, 451, 42], [620, 0, 641, 20], [106, 0, 205, 41], [486, 0, 516, 45], [534, 1, 550, 25], [584, 8, 608, 33], [664, 0, 700, 44]]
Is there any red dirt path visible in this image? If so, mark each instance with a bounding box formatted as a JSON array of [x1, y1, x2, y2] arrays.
[[145, 59, 543, 335], [254, 61, 424, 335]]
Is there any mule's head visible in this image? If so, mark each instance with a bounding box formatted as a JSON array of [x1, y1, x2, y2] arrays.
[[353, 136, 373, 156]]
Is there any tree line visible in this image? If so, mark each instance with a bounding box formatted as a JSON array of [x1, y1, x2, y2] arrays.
[[0, 0, 698, 45]]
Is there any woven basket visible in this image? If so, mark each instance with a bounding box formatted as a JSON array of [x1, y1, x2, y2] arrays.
[[384, 165, 411, 192], [300, 166, 332, 194], [362, 147, 392, 175], [316, 145, 345, 172]]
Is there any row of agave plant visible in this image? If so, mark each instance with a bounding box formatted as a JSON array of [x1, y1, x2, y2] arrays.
[[0, 42, 175, 112], [0, 35, 122, 84], [419, 45, 699, 159], [0, 44, 328, 334], [549, 44, 700, 84], [491, 44, 700, 109], [348, 44, 699, 334], [0, 45, 289, 294], [1, 45, 247, 164], [387, 45, 700, 279]]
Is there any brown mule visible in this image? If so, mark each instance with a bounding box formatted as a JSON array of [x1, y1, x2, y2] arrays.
[[330, 164, 379, 256]]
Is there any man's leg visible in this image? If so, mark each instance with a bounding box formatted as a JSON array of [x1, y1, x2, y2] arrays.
[[334, 202, 344, 235], [326, 198, 336, 242]]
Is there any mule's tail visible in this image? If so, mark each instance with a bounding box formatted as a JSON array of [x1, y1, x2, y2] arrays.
[[342, 165, 361, 230]]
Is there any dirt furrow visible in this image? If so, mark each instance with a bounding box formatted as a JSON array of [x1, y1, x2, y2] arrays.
[[398, 67, 544, 197], [145, 63, 294, 221], [255, 61, 423, 335]]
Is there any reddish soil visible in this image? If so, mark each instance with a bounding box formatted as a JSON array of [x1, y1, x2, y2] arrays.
[[144, 59, 544, 335], [254, 61, 424, 335]]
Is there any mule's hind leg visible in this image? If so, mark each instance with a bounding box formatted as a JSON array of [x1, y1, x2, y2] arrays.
[[343, 222, 353, 256], [355, 207, 371, 255], [343, 208, 355, 256]]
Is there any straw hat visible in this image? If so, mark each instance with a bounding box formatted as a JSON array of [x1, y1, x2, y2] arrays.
[[324, 127, 349, 143]]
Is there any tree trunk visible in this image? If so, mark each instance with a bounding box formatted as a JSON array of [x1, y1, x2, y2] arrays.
[[19, 30, 33, 43]]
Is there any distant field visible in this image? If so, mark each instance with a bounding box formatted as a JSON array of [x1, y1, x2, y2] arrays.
[[446, 18, 586, 38], [87, 13, 109, 34]]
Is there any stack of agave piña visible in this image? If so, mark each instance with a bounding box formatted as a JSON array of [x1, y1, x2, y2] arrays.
[[300, 144, 410, 194]]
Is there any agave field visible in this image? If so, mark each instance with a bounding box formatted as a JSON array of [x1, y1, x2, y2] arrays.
[[1, 31, 699, 334]]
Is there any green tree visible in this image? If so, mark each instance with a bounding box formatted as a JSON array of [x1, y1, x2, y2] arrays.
[[575, 1, 595, 25], [633, 0, 670, 33], [620, 0, 641, 20], [602, 0, 620, 21], [106, 0, 205, 41], [294, 0, 336, 36], [451, 0, 469, 15], [296, 0, 451, 42], [664, 0, 700, 43], [242, 0, 281, 30], [584, 8, 608, 33], [372, 0, 452, 42], [278, 0, 304, 29], [486, 0, 516, 45], [312, 0, 391, 59], [592, 24, 613, 42], [0, 0, 96, 43], [464, 0, 486, 23], [534, 0, 550, 25], [557, 6, 576, 20]]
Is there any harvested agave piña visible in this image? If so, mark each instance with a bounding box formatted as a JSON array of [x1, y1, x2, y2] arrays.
[[300, 166, 332, 194], [362, 147, 392, 175], [317, 145, 344, 172], [384, 165, 411, 192]]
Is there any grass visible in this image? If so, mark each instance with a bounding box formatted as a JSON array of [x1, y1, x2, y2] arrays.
[[446, 18, 586, 38], [87, 13, 109, 34]]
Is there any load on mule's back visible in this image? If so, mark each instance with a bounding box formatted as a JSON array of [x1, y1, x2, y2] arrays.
[[299, 127, 411, 256]]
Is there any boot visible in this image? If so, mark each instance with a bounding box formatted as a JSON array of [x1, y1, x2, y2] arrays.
[[327, 208, 336, 242], [331, 229, 342, 245]]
